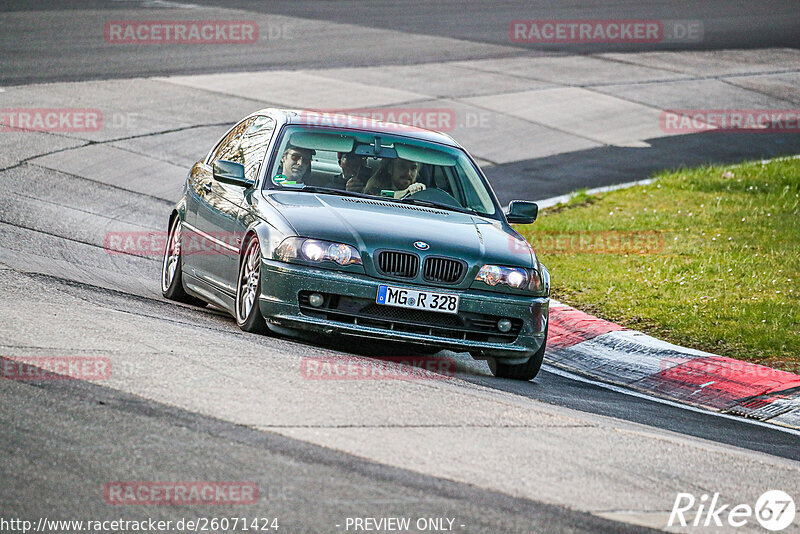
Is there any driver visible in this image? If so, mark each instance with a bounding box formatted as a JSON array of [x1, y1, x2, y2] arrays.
[[278, 145, 314, 183], [363, 158, 426, 198]]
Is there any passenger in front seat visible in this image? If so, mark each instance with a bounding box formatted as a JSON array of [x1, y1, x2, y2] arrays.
[[326, 151, 371, 192]]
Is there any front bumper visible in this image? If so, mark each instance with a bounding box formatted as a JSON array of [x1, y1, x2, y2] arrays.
[[258, 260, 548, 363]]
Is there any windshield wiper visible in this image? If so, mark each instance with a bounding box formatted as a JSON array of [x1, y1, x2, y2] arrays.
[[398, 197, 481, 216]]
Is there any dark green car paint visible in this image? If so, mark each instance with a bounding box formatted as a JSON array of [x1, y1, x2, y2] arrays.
[[169, 109, 549, 366]]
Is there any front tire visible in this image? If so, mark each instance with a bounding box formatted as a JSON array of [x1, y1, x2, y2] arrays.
[[161, 216, 206, 306], [235, 237, 269, 334], [488, 326, 547, 381]]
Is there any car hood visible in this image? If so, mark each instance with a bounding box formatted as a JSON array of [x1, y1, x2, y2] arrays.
[[264, 192, 534, 277]]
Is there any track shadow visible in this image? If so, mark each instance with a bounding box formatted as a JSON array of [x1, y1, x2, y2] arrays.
[[485, 132, 800, 204]]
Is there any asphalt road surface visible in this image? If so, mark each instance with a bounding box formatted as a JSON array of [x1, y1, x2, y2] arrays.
[[2, 0, 799, 84], [1, 2, 799, 533]]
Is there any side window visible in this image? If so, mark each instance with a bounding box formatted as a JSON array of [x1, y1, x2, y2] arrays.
[[239, 116, 276, 181], [211, 117, 254, 165], [210, 116, 275, 183]]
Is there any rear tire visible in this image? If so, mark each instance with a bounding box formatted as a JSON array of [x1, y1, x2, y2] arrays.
[[488, 326, 547, 381], [161, 216, 206, 306], [235, 237, 269, 334]]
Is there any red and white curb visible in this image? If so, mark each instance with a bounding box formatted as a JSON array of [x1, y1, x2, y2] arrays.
[[546, 301, 800, 430]]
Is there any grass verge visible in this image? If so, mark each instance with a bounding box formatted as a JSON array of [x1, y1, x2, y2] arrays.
[[516, 157, 800, 370]]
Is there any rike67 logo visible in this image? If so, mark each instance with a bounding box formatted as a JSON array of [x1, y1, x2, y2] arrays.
[[669, 490, 796, 531]]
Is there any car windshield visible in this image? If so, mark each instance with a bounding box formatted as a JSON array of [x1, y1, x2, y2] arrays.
[[265, 126, 498, 216]]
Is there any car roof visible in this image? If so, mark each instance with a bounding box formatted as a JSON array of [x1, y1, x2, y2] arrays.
[[249, 108, 462, 149]]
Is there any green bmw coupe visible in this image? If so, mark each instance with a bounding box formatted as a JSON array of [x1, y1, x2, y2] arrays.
[[162, 109, 550, 380]]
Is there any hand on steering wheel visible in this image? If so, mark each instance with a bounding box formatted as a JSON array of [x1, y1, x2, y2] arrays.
[[396, 182, 426, 198]]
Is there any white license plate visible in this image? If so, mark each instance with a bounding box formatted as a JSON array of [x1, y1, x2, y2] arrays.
[[376, 284, 460, 314]]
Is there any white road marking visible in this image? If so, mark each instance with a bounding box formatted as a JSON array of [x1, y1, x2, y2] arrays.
[[531, 178, 655, 209], [107, 0, 198, 8]]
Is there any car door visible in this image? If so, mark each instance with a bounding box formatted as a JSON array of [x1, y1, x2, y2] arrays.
[[218, 115, 276, 290], [185, 117, 257, 295]]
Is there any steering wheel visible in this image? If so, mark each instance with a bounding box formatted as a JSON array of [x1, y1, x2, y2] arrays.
[[407, 186, 463, 208]]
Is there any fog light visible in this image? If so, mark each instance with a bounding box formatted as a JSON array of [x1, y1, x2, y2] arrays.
[[308, 293, 325, 307], [497, 318, 512, 333]]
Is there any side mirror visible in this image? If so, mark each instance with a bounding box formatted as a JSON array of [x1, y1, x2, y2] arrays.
[[213, 160, 253, 188], [505, 201, 538, 224]]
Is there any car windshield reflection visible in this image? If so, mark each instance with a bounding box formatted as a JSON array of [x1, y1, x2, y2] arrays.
[[266, 126, 497, 217]]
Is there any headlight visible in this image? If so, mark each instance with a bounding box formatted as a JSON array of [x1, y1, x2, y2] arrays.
[[275, 237, 362, 266], [475, 264, 544, 293]]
